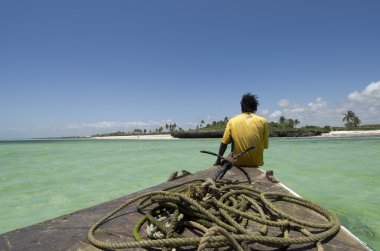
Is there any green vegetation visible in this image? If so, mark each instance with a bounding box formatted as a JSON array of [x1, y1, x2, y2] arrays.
[[329, 110, 380, 131], [270, 116, 299, 130], [332, 124, 380, 131], [342, 110, 361, 128], [91, 123, 181, 137], [196, 117, 228, 132], [92, 111, 379, 138], [172, 116, 330, 138], [196, 115, 329, 133], [269, 116, 329, 132]]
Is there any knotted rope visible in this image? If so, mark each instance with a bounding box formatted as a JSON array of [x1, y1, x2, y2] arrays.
[[88, 179, 340, 250]]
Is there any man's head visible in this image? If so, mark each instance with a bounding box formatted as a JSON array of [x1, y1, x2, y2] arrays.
[[241, 92, 259, 113]]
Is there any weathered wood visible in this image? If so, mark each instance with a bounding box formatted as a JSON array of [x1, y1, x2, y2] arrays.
[[167, 170, 192, 182], [0, 167, 369, 251]]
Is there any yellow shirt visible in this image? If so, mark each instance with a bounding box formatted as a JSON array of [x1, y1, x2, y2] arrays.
[[221, 113, 269, 167]]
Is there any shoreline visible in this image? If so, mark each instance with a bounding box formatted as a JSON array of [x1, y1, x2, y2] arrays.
[[91, 134, 175, 140], [319, 130, 380, 137], [90, 130, 380, 139]]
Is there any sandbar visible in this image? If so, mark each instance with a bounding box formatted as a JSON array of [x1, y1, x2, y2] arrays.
[[320, 130, 380, 137]]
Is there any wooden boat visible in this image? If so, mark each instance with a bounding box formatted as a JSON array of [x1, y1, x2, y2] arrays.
[[0, 166, 370, 250]]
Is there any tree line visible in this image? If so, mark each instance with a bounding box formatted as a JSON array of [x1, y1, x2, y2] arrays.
[[196, 110, 363, 131], [91, 110, 365, 137]]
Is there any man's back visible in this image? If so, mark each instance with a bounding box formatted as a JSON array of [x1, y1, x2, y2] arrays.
[[221, 113, 269, 167]]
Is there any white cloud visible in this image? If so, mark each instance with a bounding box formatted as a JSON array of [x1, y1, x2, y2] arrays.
[[66, 121, 161, 130], [289, 107, 306, 113], [260, 109, 270, 116], [269, 111, 282, 118], [278, 99, 306, 114], [345, 81, 380, 124], [278, 99, 290, 108], [263, 81, 380, 126], [0, 119, 200, 139], [308, 97, 327, 111], [4, 81, 379, 139], [348, 81, 380, 106]]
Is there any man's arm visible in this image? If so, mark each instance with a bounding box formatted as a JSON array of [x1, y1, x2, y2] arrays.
[[214, 142, 228, 166], [263, 120, 269, 149]]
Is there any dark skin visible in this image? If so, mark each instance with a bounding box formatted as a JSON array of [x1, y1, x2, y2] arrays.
[[214, 142, 227, 166]]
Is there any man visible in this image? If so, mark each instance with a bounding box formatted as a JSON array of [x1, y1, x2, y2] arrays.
[[214, 92, 269, 167]]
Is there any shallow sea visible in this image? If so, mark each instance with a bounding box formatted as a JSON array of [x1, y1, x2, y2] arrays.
[[0, 137, 379, 250]]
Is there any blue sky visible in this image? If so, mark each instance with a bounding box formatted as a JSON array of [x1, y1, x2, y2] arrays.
[[1, 1, 380, 138]]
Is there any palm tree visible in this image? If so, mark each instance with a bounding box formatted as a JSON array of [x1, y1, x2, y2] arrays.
[[279, 116, 286, 124], [287, 119, 295, 128], [294, 119, 300, 128], [342, 111, 361, 128]]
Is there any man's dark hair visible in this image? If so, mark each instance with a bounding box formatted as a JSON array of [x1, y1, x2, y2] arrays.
[[241, 92, 259, 113]]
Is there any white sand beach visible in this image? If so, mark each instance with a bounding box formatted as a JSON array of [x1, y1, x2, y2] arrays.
[[320, 130, 380, 137], [91, 134, 175, 140]]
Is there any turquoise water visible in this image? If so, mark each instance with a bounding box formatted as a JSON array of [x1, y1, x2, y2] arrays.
[[0, 137, 379, 250]]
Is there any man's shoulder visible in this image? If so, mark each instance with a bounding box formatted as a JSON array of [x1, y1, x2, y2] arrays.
[[252, 114, 268, 123], [229, 113, 268, 124], [229, 113, 246, 122]]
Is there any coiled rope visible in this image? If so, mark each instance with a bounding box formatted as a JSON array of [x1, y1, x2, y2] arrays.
[[88, 178, 340, 250]]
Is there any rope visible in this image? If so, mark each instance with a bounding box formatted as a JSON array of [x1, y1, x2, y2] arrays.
[[197, 226, 244, 251], [88, 179, 341, 250]]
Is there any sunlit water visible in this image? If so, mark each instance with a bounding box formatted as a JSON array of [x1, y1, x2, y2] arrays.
[[0, 137, 379, 250]]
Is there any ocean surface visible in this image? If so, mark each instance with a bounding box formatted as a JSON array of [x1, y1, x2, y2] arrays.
[[0, 137, 379, 250]]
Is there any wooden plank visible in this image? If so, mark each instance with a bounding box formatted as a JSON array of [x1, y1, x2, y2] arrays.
[[0, 167, 370, 251]]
